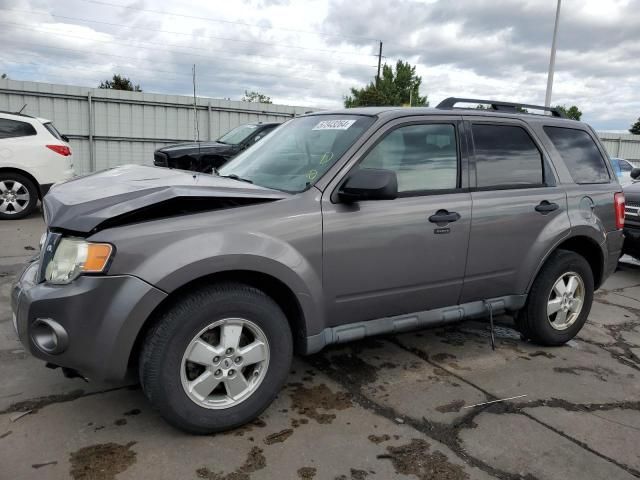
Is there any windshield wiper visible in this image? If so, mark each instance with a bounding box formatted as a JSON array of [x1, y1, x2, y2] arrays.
[[219, 173, 253, 184]]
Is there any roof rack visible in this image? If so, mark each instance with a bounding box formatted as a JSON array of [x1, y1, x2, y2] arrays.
[[436, 97, 566, 118]]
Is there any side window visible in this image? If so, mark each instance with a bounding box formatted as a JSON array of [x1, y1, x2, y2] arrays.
[[544, 126, 610, 184], [618, 160, 633, 172], [472, 124, 543, 188], [0, 118, 37, 139], [359, 124, 458, 193]]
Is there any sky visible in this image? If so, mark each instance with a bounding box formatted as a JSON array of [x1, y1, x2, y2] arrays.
[[0, 0, 638, 131]]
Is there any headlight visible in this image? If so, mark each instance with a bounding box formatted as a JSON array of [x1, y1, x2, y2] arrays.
[[45, 238, 113, 284]]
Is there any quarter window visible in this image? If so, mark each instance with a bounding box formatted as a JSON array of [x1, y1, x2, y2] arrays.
[[359, 124, 458, 193], [544, 127, 610, 184], [0, 118, 37, 139], [472, 124, 543, 188]]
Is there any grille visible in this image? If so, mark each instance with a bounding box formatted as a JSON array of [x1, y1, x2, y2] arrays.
[[626, 200, 640, 208]]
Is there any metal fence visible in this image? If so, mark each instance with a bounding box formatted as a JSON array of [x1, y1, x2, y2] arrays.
[[0, 79, 311, 174], [2, 79, 640, 172], [599, 133, 640, 166]]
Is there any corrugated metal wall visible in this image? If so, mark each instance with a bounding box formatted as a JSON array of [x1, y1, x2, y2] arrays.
[[3, 78, 640, 172], [0, 79, 311, 174], [599, 133, 640, 166]]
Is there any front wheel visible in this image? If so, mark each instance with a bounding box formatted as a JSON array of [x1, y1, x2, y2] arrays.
[[139, 283, 293, 434], [515, 250, 594, 346]]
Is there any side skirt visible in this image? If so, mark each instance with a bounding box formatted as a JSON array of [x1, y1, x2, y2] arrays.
[[302, 294, 527, 355]]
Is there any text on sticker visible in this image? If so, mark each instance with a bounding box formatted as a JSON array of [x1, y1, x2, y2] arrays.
[[312, 120, 357, 130]]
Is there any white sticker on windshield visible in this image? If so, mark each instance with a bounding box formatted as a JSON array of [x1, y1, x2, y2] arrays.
[[312, 119, 356, 131]]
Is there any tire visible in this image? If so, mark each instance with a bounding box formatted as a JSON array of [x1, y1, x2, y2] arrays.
[[139, 282, 293, 434], [515, 249, 594, 346], [0, 172, 38, 220]]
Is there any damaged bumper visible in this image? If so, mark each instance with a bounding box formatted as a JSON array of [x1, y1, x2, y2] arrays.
[[11, 261, 167, 381]]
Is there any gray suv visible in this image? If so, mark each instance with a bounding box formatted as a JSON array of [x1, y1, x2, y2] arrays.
[[11, 98, 625, 433]]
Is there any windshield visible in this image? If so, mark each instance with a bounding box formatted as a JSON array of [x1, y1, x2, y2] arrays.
[[217, 124, 259, 145], [218, 115, 375, 192]]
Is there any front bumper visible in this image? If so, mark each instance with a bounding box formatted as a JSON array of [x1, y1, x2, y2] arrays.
[[623, 225, 640, 258], [11, 261, 167, 381]]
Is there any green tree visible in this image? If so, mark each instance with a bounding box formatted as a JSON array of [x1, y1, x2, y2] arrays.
[[99, 74, 142, 92], [344, 60, 428, 108], [241, 90, 272, 104], [554, 105, 582, 121], [1, 73, 7, 79], [630, 118, 640, 135]]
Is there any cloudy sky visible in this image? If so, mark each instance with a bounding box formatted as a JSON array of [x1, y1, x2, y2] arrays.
[[1, 0, 638, 130]]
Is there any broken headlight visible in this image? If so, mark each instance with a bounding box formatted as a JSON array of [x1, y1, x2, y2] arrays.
[[45, 238, 113, 284]]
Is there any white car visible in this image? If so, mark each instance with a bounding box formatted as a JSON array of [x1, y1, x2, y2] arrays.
[[0, 111, 74, 219], [611, 157, 635, 186]]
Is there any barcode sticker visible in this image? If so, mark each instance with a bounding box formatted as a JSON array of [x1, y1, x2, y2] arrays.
[[312, 119, 356, 130]]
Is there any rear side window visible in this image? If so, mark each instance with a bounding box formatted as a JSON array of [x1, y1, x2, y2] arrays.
[[472, 124, 543, 188], [44, 122, 63, 141], [544, 127, 610, 184], [0, 118, 37, 139]]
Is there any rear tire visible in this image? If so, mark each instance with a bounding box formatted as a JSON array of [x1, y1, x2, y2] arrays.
[[515, 250, 594, 346], [139, 282, 293, 434], [0, 172, 38, 220]]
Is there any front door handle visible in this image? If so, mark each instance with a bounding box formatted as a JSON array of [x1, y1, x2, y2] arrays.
[[429, 210, 461, 224], [535, 201, 559, 214]]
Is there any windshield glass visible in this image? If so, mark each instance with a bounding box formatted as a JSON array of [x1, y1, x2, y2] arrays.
[[218, 115, 375, 192], [217, 124, 259, 145]]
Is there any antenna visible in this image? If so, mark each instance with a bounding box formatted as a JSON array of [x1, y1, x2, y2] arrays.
[[18, 103, 27, 114], [192, 64, 200, 143]]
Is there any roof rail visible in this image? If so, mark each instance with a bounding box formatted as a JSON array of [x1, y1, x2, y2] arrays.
[[436, 97, 567, 118]]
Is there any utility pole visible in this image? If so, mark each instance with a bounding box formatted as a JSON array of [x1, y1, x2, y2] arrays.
[[545, 0, 562, 107], [376, 41, 383, 85]]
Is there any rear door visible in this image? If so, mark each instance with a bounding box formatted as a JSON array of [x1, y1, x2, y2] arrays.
[[460, 118, 570, 303], [322, 117, 472, 326]]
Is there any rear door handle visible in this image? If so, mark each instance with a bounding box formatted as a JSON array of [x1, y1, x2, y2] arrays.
[[429, 210, 461, 224], [535, 201, 559, 214]]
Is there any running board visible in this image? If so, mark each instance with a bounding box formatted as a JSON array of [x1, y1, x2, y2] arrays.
[[303, 295, 527, 354]]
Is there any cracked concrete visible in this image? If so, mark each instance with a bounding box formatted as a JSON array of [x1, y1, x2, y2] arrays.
[[2, 215, 640, 479]]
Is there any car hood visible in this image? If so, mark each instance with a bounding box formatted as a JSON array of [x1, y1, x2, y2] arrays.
[[158, 141, 231, 153], [43, 164, 288, 234], [624, 181, 640, 201]]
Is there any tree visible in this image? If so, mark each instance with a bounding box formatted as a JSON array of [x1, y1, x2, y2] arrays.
[[99, 74, 142, 92], [1, 73, 7, 79], [630, 118, 640, 135], [241, 90, 272, 104], [554, 105, 582, 121], [344, 60, 428, 108]]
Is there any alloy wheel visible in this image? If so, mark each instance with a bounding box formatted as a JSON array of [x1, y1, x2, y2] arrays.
[[547, 272, 585, 330], [0, 180, 30, 215]]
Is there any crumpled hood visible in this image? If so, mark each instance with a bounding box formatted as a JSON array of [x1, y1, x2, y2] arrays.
[[44, 164, 288, 233]]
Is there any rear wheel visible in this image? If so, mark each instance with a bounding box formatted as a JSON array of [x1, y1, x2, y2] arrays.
[[0, 173, 38, 220], [139, 282, 293, 434], [516, 250, 594, 345]]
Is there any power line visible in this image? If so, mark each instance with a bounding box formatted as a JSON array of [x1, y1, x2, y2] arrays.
[[0, 8, 375, 58], [0, 22, 376, 78], [80, 0, 379, 42]]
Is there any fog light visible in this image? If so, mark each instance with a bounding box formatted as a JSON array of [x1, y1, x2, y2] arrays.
[[31, 318, 68, 354]]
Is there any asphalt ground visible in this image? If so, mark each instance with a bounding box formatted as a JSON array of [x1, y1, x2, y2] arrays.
[[1, 213, 639, 480]]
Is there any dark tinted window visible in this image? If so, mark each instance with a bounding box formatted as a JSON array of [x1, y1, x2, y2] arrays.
[[359, 124, 458, 192], [0, 118, 37, 139], [472, 124, 543, 188], [544, 127, 609, 184], [616, 159, 633, 172]]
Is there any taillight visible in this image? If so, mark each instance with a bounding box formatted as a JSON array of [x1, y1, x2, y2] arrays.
[[614, 192, 625, 229], [46, 145, 71, 156]]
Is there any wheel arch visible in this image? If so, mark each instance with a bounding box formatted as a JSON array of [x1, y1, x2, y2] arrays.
[[529, 235, 605, 291], [127, 269, 308, 373]]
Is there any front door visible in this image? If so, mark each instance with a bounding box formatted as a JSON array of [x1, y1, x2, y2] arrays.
[[322, 119, 472, 327]]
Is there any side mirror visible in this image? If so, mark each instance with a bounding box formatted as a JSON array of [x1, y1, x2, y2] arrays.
[[631, 167, 640, 180], [338, 168, 398, 202], [61, 134, 70, 143]]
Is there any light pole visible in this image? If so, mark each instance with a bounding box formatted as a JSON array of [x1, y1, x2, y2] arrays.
[[545, 0, 562, 107]]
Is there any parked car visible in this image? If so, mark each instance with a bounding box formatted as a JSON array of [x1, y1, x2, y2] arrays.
[[153, 122, 280, 173], [611, 157, 635, 185], [12, 98, 624, 433], [622, 168, 640, 260], [0, 111, 74, 219]]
